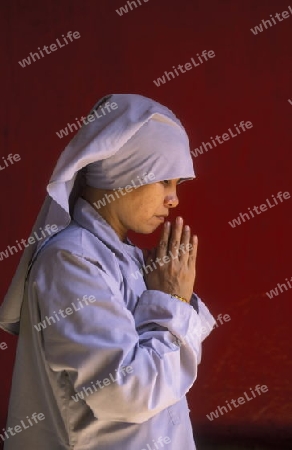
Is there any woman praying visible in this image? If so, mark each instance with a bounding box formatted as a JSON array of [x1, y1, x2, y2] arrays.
[[0, 93, 215, 450]]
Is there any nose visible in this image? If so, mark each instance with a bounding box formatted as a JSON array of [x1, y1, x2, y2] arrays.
[[164, 192, 179, 208]]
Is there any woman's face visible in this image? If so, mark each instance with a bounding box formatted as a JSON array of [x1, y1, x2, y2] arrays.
[[87, 179, 183, 241]]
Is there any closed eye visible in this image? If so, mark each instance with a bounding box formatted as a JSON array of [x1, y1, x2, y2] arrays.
[[161, 179, 183, 185]]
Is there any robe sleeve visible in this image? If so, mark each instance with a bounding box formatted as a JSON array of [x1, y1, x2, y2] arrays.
[[33, 247, 215, 424]]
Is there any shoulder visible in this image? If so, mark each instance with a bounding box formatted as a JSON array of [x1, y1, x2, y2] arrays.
[[30, 221, 121, 281]]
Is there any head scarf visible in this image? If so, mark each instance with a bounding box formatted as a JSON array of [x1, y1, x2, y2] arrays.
[[0, 93, 195, 335]]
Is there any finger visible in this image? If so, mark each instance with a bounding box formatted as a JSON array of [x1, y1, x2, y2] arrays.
[[168, 216, 184, 259], [178, 224, 191, 262], [156, 221, 171, 260], [188, 235, 198, 269]]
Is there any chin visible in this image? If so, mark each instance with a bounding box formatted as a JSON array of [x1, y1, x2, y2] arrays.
[[132, 223, 161, 234]]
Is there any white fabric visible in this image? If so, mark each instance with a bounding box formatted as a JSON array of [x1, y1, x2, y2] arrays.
[[85, 115, 193, 189], [2, 198, 215, 450]]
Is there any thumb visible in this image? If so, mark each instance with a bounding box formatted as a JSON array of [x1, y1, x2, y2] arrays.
[[142, 247, 156, 264], [146, 247, 156, 263], [141, 248, 150, 263]]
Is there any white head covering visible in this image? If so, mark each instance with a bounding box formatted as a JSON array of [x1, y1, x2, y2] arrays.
[[0, 93, 195, 335]]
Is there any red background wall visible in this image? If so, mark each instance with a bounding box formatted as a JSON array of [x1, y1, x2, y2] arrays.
[[1, 0, 291, 448]]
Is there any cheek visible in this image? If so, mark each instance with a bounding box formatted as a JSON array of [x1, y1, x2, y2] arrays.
[[122, 187, 164, 218], [136, 199, 159, 218]]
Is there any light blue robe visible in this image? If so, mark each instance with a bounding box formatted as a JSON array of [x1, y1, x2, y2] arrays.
[[4, 198, 215, 450]]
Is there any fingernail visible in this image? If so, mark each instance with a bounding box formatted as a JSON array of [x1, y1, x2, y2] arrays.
[[165, 221, 170, 227], [176, 217, 183, 224]]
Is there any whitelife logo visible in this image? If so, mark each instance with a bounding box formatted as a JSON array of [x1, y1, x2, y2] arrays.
[[0, 153, 21, 172], [174, 313, 231, 349], [206, 384, 269, 421], [190, 121, 253, 158], [0, 412, 45, 443], [93, 172, 155, 210], [0, 224, 58, 262], [139, 435, 171, 450], [250, 5, 292, 35], [131, 242, 193, 280], [266, 276, 292, 299], [71, 365, 134, 402], [55, 100, 118, 139], [34, 295, 97, 332], [153, 50, 215, 87], [228, 191, 290, 228], [116, 0, 149, 16], [0, 342, 8, 352], [18, 31, 81, 68]]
